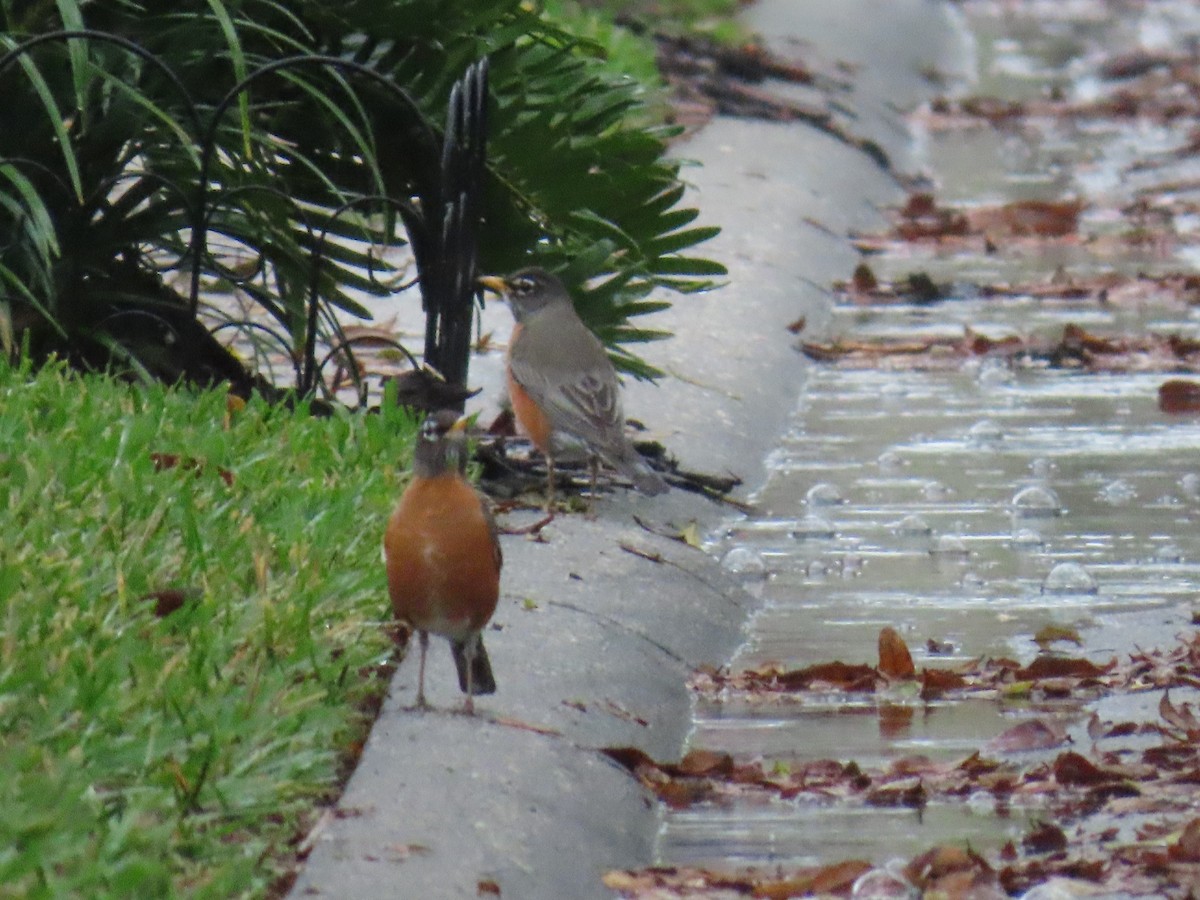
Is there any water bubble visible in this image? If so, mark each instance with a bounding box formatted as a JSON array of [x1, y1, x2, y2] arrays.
[[720, 547, 766, 577], [1097, 479, 1136, 505], [893, 514, 932, 536], [806, 482, 845, 506], [877, 451, 905, 472], [1155, 543, 1183, 564], [1181, 473, 1200, 498], [851, 864, 916, 899], [1042, 562, 1098, 595], [961, 570, 985, 588], [1011, 528, 1044, 550], [841, 552, 864, 577], [923, 481, 952, 501], [1011, 485, 1062, 517], [792, 515, 836, 540], [966, 419, 1003, 445], [933, 534, 968, 557], [976, 358, 1012, 387], [1029, 458, 1056, 479]]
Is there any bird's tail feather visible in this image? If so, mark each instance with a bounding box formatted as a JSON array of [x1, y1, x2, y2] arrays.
[[451, 635, 497, 696], [611, 447, 669, 496]]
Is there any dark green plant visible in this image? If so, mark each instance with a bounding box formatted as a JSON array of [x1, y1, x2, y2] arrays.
[[0, 0, 722, 391]]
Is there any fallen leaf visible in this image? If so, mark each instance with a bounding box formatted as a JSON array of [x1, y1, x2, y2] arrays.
[[1052, 751, 1117, 786], [1169, 818, 1200, 862], [1022, 820, 1070, 854], [986, 719, 1068, 753], [677, 749, 734, 778], [1034, 625, 1084, 650], [1016, 656, 1112, 681], [878, 626, 917, 679], [1159, 379, 1200, 414]]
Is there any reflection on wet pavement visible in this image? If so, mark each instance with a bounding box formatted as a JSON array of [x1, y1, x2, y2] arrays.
[[663, 0, 1200, 873]]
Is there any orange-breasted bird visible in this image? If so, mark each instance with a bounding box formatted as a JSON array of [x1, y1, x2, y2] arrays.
[[385, 410, 501, 713], [477, 268, 668, 505]]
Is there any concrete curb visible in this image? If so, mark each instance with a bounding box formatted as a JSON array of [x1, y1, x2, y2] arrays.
[[289, 3, 968, 897]]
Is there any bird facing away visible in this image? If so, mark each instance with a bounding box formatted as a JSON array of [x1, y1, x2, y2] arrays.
[[385, 410, 501, 713], [477, 267, 668, 505]]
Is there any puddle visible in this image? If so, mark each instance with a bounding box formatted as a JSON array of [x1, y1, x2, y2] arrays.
[[662, 0, 1200, 875]]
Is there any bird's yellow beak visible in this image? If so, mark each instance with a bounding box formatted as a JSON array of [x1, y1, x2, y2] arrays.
[[449, 415, 470, 434], [476, 275, 507, 298]]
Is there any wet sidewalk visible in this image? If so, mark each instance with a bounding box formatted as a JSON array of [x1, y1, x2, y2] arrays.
[[657, 0, 1200, 890], [289, 1, 966, 897]]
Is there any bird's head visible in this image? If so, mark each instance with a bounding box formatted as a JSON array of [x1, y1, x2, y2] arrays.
[[477, 267, 570, 323]]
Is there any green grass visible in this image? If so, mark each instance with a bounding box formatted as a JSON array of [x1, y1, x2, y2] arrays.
[[0, 358, 417, 897]]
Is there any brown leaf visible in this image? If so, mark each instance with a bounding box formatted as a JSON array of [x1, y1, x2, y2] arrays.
[[776, 660, 880, 692], [753, 860, 872, 899], [905, 845, 992, 888], [1159, 690, 1200, 734], [476, 878, 501, 896], [675, 749, 734, 778], [141, 587, 200, 618], [149, 452, 235, 486], [878, 626, 916, 679], [1052, 751, 1116, 786], [1159, 379, 1200, 414], [1022, 820, 1070, 854], [986, 718, 1068, 753], [967, 199, 1082, 237], [851, 262, 878, 292], [1033, 625, 1084, 650], [1015, 656, 1112, 681], [601, 746, 659, 776], [1169, 818, 1200, 862], [920, 667, 967, 699]]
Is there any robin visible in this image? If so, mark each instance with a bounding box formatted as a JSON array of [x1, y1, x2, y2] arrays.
[[477, 268, 668, 505], [385, 410, 501, 713]]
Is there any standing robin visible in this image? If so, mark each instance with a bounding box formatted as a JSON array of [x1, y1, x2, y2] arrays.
[[385, 410, 501, 713], [477, 268, 668, 505]]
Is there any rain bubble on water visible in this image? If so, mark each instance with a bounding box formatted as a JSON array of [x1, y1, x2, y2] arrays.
[[1042, 561, 1098, 595], [850, 863, 915, 899], [1181, 472, 1200, 498], [806, 482, 845, 506], [720, 546, 766, 577], [1029, 458, 1057, 479], [923, 480, 952, 501], [976, 358, 1012, 388], [933, 533, 969, 557], [1011, 485, 1062, 517], [966, 418, 1004, 445], [1011, 528, 1044, 550], [893, 514, 932, 536], [878, 450, 905, 473], [1154, 543, 1183, 564], [1097, 478, 1136, 505], [792, 515, 836, 540]]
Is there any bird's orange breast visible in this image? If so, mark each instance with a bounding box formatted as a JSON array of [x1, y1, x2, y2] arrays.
[[385, 473, 500, 639], [507, 322, 553, 454]]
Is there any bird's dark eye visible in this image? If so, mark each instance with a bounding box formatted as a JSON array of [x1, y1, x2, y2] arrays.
[[513, 276, 536, 294]]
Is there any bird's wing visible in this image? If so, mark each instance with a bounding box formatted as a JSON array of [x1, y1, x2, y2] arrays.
[[509, 310, 626, 454]]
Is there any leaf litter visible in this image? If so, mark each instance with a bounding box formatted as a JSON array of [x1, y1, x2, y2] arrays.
[[606, 628, 1200, 898], [613, 1, 1200, 896]]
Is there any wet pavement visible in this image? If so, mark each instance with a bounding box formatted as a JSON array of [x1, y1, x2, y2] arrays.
[[661, 0, 1200, 878]]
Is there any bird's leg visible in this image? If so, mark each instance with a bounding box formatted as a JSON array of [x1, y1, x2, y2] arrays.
[[587, 456, 599, 517], [544, 454, 557, 514], [416, 630, 430, 709], [462, 640, 476, 716]]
